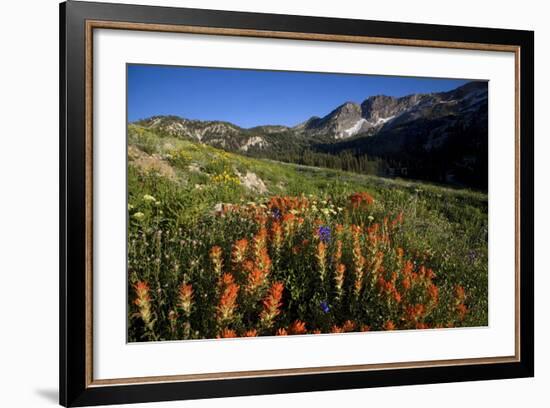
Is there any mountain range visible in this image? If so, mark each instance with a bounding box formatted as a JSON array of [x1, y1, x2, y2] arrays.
[[133, 81, 488, 189]]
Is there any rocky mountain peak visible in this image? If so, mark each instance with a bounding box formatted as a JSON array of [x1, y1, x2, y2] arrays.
[[136, 81, 487, 148]]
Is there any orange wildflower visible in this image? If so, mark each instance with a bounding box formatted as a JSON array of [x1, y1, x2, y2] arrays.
[[426, 268, 436, 280], [402, 276, 411, 291], [217, 275, 239, 323], [257, 247, 272, 274], [334, 263, 346, 298], [316, 241, 328, 282], [134, 281, 153, 330], [349, 192, 374, 209], [360, 325, 371, 332], [219, 272, 235, 287], [242, 259, 254, 274], [332, 240, 343, 266], [455, 285, 467, 302], [392, 289, 402, 303], [331, 325, 344, 334], [246, 267, 269, 294], [268, 195, 309, 214], [210, 246, 223, 276], [260, 282, 284, 328], [178, 283, 193, 316], [253, 228, 268, 260], [134, 281, 151, 305], [243, 329, 258, 337], [218, 328, 237, 338], [231, 239, 248, 268], [406, 304, 425, 322], [342, 320, 356, 332], [276, 328, 288, 336], [383, 321, 396, 331], [289, 320, 307, 335], [457, 303, 468, 321], [282, 213, 296, 237], [427, 283, 439, 304], [402, 260, 414, 278], [255, 214, 268, 230], [271, 221, 283, 252], [371, 251, 384, 277], [351, 225, 366, 295], [396, 247, 404, 260]]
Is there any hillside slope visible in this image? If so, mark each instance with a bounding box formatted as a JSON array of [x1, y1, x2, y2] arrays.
[[127, 123, 488, 340]]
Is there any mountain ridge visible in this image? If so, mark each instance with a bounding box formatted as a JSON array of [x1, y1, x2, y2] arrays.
[[132, 80, 488, 189]]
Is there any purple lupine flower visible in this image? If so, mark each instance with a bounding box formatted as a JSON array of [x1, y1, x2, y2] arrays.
[[317, 226, 331, 243], [271, 207, 282, 221], [320, 301, 330, 314]]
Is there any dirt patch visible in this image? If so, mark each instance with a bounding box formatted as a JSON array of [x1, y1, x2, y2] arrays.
[[128, 145, 176, 180]]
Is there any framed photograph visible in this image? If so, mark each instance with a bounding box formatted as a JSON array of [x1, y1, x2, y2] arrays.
[[60, 1, 534, 406]]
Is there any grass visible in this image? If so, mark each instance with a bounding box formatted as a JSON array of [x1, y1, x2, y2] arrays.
[[127, 124, 488, 341]]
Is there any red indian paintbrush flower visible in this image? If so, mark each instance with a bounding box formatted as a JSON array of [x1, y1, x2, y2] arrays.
[[217, 273, 239, 324], [402, 260, 414, 278], [454, 285, 468, 321], [271, 222, 283, 252], [406, 304, 425, 323], [243, 329, 258, 337], [383, 320, 396, 331], [253, 228, 268, 261], [342, 320, 356, 332], [178, 283, 193, 316], [218, 328, 237, 338], [351, 225, 366, 296], [371, 251, 384, 277], [427, 283, 439, 304], [289, 320, 307, 335], [210, 246, 223, 276], [334, 263, 346, 298], [260, 282, 284, 328], [246, 267, 269, 294], [332, 239, 343, 267], [455, 285, 466, 302], [402, 276, 411, 291], [134, 281, 154, 331], [316, 241, 328, 283], [396, 247, 404, 260], [281, 213, 296, 238], [276, 328, 288, 336], [456, 303, 468, 321], [231, 239, 248, 269], [349, 192, 374, 209], [257, 247, 272, 274]]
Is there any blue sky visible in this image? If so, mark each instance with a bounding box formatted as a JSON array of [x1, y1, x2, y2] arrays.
[[127, 65, 470, 128]]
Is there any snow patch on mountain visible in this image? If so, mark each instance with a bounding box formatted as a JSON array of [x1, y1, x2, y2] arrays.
[[342, 118, 368, 138], [365, 115, 395, 127]]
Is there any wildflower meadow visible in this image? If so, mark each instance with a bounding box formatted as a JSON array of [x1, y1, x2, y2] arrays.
[[127, 124, 488, 342]]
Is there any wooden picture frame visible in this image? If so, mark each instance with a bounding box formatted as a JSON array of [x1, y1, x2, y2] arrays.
[[60, 1, 534, 406]]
